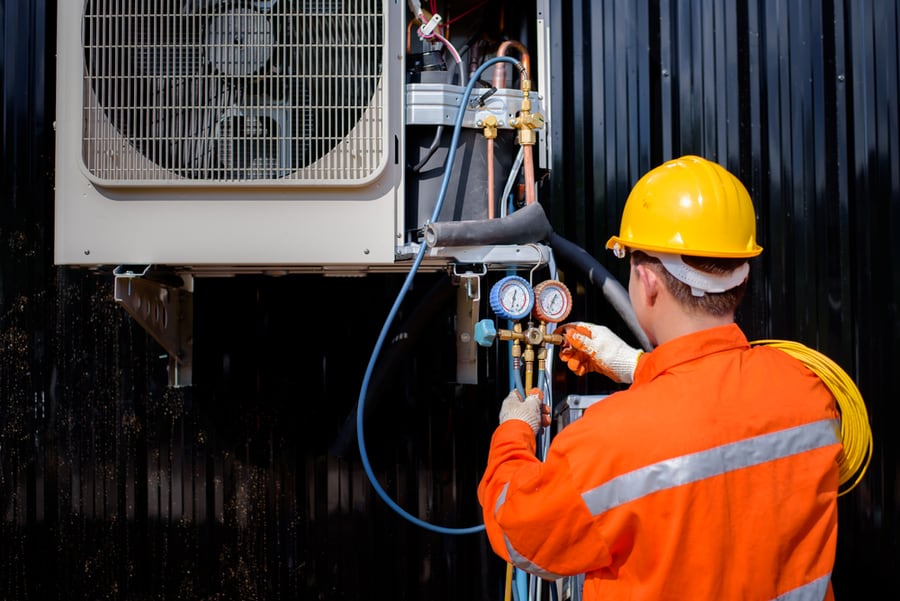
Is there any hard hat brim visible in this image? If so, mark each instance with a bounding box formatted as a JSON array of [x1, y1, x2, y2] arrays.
[[606, 235, 763, 259]]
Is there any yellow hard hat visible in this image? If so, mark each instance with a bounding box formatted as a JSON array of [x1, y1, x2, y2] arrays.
[[606, 155, 763, 258]]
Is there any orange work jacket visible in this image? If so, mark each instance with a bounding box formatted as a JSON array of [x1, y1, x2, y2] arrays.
[[478, 323, 841, 600]]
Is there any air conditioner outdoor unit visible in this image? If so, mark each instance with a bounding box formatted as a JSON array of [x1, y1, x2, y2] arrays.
[[55, 0, 404, 271]]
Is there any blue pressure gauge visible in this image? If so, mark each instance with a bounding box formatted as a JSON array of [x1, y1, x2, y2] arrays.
[[489, 275, 535, 320]]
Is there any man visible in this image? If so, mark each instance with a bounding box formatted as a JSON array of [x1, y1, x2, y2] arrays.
[[477, 155, 841, 600]]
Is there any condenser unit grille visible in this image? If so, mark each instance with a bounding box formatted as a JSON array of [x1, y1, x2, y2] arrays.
[[81, 0, 385, 185]]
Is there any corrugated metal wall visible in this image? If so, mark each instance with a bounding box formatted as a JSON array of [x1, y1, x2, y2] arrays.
[[1, 0, 898, 599], [546, 1, 899, 596]]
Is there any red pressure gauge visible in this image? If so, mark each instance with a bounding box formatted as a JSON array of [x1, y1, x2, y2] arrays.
[[532, 280, 572, 323]]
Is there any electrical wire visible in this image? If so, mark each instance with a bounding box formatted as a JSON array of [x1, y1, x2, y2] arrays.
[[356, 56, 524, 536], [414, 8, 467, 85], [444, 0, 490, 26], [751, 339, 873, 495], [411, 126, 445, 173]]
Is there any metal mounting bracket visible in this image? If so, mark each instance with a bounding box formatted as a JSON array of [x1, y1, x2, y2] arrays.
[[555, 394, 609, 429], [453, 264, 487, 384], [113, 266, 194, 387]]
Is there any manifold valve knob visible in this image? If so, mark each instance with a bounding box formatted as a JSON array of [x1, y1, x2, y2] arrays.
[[474, 319, 498, 347]]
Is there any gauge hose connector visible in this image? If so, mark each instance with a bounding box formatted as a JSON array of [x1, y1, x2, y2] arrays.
[[424, 201, 552, 247]]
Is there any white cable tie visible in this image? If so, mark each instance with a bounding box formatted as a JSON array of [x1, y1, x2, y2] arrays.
[[419, 13, 443, 38]]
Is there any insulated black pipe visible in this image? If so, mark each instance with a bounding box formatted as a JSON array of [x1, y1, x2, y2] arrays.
[[424, 201, 553, 247], [548, 232, 653, 352], [423, 201, 650, 350]]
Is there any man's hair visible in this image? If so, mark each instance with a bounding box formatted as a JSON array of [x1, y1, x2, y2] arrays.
[[630, 250, 748, 316]]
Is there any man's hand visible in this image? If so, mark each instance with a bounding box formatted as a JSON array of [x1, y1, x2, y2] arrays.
[[498, 388, 551, 435], [559, 322, 642, 383]]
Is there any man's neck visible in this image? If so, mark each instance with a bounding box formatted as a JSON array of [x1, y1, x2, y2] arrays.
[[651, 302, 735, 346]]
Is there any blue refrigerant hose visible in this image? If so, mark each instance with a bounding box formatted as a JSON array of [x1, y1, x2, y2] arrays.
[[356, 56, 524, 535]]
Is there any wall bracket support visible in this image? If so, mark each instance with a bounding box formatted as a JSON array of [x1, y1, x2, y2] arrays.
[[113, 265, 193, 387]]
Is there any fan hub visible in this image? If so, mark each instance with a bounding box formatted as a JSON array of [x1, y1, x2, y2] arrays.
[[206, 8, 274, 77]]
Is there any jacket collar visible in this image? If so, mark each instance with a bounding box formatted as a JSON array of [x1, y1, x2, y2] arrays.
[[633, 323, 750, 385]]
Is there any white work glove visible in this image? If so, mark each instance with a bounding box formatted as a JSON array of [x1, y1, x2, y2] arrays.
[[559, 322, 642, 383], [498, 388, 546, 435]]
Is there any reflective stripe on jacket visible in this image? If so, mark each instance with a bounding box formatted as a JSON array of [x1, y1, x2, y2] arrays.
[[478, 323, 841, 601]]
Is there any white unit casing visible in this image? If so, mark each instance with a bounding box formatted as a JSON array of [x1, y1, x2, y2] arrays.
[[55, 0, 404, 270]]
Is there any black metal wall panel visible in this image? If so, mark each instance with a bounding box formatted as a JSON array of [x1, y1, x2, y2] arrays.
[[547, 1, 900, 596], [2, 0, 899, 599]]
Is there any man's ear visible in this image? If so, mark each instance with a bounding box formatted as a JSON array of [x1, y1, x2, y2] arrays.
[[634, 263, 661, 305]]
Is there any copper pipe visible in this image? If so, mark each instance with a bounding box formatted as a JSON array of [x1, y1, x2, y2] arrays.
[[407, 18, 417, 54], [488, 138, 496, 218], [523, 145, 536, 205], [492, 40, 531, 89], [482, 115, 499, 218]]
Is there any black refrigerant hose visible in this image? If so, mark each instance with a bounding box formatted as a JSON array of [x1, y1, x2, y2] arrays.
[[424, 201, 653, 351], [547, 231, 653, 352]]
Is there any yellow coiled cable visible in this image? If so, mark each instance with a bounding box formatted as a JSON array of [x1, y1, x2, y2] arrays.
[[752, 339, 873, 495]]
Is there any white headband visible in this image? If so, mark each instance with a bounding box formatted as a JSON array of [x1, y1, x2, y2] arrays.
[[643, 251, 749, 297]]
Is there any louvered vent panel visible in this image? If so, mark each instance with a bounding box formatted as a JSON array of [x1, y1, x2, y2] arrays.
[[81, 0, 385, 184]]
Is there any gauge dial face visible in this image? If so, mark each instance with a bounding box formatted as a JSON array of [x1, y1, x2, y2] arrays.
[[533, 280, 573, 323], [490, 276, 535, 320]]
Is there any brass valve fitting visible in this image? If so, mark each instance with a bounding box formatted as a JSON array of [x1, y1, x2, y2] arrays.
[[510, 78, 544, 147], [482, 114, 499, 140]]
